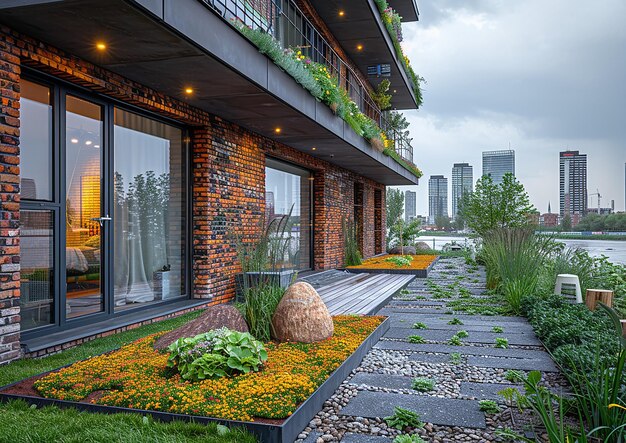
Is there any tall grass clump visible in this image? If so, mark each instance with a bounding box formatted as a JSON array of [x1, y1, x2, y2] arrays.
[[235, 209, 294, 341], [480, 228, 553, 314], [343, 217, 362, 266]]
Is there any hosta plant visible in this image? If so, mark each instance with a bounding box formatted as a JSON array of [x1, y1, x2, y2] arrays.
[[167, 328, 267, 381], [411, 377, 435, 392], [384, 407, 423, 430]]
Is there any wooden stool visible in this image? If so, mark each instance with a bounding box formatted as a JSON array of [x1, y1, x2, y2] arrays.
[[585, 289, 614, 311], [554, 274, 582, 303]]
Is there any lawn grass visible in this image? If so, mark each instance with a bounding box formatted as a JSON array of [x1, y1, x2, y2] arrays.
[[0, 399, 257, 443], [0, 309, 257, 442], [0, 310, 203, 386]]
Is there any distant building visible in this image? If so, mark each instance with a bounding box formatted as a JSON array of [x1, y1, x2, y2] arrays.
[[405, 190, 416, 222], [559, 150, 587, 218], [451, 163, 473, 220], [482, 150, 515, 185], [428, 175, 448, 224], [540, 213, 559, 227]]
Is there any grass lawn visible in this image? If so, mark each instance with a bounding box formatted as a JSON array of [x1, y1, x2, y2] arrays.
[[0, 309, 257, 443]]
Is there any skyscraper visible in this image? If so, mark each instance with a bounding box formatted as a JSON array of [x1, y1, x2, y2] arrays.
[[428, 175, 448, 224], [559, 150, 587, 217], [405, 190, 416, 222], [451, 163, 473, 219], [482, 149, 515, 184]]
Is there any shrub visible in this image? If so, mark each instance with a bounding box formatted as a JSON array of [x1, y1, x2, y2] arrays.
[[408, 335, 426, 344], [412, 322, 427, 330], [393, 435, 426, 443], [504, 370, 524, 383], [494, 337, 509, 349], [343, 217, 362, 267], [448, 335, 462, 346], [166, 329, 267, 381], [492, 326, 504, 333], [384, 407, 423, 430], [411, 377, 435, 392], [478, 400, 501, 414], [385, 255, 413, 268], [447, 318, 464, 325], [450, 352, 462, 365], [456, 330, 469, 338]]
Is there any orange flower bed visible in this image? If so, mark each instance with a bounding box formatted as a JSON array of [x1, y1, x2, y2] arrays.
[[34, 316, 383, 422], [347, 254, 438, 270]]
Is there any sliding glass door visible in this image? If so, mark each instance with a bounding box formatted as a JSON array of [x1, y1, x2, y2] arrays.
[[19, 76, 189, 335]]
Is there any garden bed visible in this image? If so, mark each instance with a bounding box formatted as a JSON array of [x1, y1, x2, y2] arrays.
[[346, 254, 439, 277], [0, 315, 389, 443]]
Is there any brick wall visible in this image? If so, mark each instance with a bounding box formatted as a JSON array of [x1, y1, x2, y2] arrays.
[[0, 25, 386, 363]]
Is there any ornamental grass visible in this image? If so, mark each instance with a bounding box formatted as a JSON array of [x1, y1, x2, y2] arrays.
[[34, 316, 382, 422], [346, 254, 437, 270]]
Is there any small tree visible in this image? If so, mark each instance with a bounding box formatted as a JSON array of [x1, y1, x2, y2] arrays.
[[389, 218, 421, 252], [435, 215, 452, 231], [386, 188, 404, 249], [461, 174, 535, 236], [561, 214, 572, 232]]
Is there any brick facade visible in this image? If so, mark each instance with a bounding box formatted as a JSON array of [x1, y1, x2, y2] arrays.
[[0, 25, 386, 363]]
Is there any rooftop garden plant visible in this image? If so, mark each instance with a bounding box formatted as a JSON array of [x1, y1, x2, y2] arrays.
[[347, 254, 437, 271]]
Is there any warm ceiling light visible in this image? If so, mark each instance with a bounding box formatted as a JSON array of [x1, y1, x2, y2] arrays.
[[70, 138, 78, 144], [85, 140, 92, 146], [184, 87, 194, 94], [274, 127, 282, 134], [96, 42, 107, 51], [338, 10, 345, 16], [393, 89, 397, 93], [356, 44, 364, 51], [312, 147, 317, 151]]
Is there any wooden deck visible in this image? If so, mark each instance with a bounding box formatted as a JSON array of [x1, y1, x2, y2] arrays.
[[300, 271, 414, 315]]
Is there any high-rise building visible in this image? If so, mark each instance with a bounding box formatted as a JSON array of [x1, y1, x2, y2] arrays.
[[451, 163, 473, 219], [428, 175, 448, 224], [482, 150, 515, 184], [405, 190, 416, 222], [559, 150, 587, 217]]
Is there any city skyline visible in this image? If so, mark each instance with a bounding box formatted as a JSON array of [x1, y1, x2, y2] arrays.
[[393, 0, 625, 215]]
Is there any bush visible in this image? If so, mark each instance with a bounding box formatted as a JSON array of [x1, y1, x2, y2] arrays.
[[167, 329, 267, 381], [384, 407, 423, 430], [411, 377, 435, 392]]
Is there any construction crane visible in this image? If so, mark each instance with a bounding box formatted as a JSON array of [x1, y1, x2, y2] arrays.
[[588, 189, 601, 214]]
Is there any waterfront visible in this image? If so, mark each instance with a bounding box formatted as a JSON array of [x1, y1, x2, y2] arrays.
[[417, 235, 626, 264]]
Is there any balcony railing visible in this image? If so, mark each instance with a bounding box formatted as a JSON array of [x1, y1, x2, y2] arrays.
[[199, 0, 414, 164]]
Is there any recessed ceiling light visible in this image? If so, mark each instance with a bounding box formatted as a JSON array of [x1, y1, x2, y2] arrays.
[[184, 87, 193, 94], [393, 89, 397, 93], [356, 44, 364, 51], [96, 42, 107, 51], [338, 10, 345, 16], [85, 140, 92, 145], [94, 145, 100, 148], [70, 138, 78, 144], [312, 147, 317, 151], [274, 127, 282, 134]]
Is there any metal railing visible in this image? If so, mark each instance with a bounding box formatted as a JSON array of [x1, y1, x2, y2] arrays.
[[199, 0, 414, 164]]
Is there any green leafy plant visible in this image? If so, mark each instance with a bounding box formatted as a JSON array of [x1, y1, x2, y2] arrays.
[[412, 322, 427, 330], [411, 377, 435, 392], [448, 335, 462, 346], [495, 337, 509, 349], [166, 329, 267, 381], [456, 330, 469, 338], [384, 407, 423, 430], [450, 352, 462, 365], [504, 370, 524, 383], [408, 335, 426, 344], [492, 326, 504, 333], [448, 317, 464, 325], [385, 255, 414, 268], [478, 400, 501, 414], [393, 434, 426, 443]]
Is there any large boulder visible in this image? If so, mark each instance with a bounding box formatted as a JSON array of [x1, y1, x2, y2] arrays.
[[154, 304, 249, 350], [388, 246, 417, 255], [271, 282, 333, 343], [415, 241, 432, 251]]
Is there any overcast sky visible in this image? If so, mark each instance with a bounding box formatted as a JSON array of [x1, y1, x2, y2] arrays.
[[393, 0, 626, 216]]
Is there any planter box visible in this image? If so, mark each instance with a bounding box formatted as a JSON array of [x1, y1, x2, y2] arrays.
[[345, 256, 440, 278], [234, 270, 297, 303], [0, 317, 389, 443]]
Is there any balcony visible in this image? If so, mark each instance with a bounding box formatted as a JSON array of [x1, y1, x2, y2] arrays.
[[0, 0, 418, 184]]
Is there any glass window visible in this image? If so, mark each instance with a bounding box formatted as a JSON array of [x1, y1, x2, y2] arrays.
[[20, 210, 54, 330], [20, 80, 53, 200], [113, 108, 187, 310], [265, 158, 311, 270]]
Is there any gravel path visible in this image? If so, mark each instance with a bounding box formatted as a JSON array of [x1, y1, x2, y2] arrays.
[[295, 257, 567, 443]]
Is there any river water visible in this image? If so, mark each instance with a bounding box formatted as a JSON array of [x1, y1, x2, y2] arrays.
[[416, 235, 626, 265]]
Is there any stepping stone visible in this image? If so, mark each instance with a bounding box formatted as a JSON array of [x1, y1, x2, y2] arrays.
[[301, 431, 323, 442], [390, 321, 535, 334], [377, 310, 530, 324], [467, 355, 559, 372], [390, 300, 447, 306], [339, 391, 486, 428], [460, 382, 522, 401], [349, 373, 413, 390], [341, 434, 391, 442], [407, 353, 452, 364], [383, 328, 541, 346], [374, 342, 551, 360], [382, 307, 445, 314]]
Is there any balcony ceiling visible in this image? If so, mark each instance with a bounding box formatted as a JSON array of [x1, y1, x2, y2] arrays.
[[0, 0, 417, 185], [309, 0, 417, 110]]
